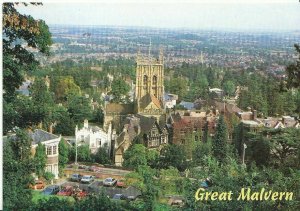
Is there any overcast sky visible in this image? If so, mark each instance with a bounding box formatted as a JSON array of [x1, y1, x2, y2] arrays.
[[15, 1, 300, 31]]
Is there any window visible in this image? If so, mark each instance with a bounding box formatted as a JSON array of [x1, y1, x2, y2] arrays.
[[143, 75, 148, 86], [181, 139, 185, 145], [52, 145, 57, 155], [195, 135, 199, 141], [152, 75, 157, 85], [46, 146, 52, 155]]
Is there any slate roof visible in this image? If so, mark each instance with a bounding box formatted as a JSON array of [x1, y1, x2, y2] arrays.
[[179, 101, 195, 110], [30, 129, 59, 145]]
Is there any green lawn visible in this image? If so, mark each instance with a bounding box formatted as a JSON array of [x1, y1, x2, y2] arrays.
[[32, 190, 75, 203]]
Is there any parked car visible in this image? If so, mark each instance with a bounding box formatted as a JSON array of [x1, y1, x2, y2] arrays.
[[41, 185, 60, 195], [57, 186, 74, 196], [126, 194, 142, 201], [112, 194, 127, 200], [116, 179, 126, 188], [81, 175, 94, 184], [89, 166, 101, 172], [103, 178, 117, 186], [29, 180, 45, 190], [70, 174, 82, 182]]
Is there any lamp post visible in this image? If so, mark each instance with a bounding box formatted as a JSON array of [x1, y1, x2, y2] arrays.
[[75, 137, 78, 165], [242, 143, 247, 165]]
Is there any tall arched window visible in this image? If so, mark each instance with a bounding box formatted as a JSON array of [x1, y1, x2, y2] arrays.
[[152, 75, 157, 85], [143, 75, 148, 86]]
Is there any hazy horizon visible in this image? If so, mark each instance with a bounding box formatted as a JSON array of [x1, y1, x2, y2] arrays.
[[16, 2, 300, 32]]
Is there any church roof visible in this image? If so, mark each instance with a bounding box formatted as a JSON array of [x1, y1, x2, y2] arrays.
[[139, 93, 161, 109], [105, 103, 134, 114]]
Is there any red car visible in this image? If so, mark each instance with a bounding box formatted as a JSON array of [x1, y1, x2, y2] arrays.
[[116, 179, 126, 188], [57, 186, 74, 196], [29, 180, 45, 190]]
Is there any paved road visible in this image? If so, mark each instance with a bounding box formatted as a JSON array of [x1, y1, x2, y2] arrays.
[[65, 167, 131, 177]]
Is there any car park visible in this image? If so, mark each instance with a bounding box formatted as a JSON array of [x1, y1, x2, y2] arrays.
[[70, 174, 83, 182], [103, 178, 117, 186], [41, 185, 60, 195], [81, 175, 94, 184], [29, 180, 45, 190], [57, 186, 74, 196]]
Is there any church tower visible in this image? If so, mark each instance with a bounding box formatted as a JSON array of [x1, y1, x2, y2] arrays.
[[135, 45, 165, 116]]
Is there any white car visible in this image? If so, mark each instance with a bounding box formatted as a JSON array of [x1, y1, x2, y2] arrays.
[[81, 175, 94, 184], [103, 177, 117, 186]]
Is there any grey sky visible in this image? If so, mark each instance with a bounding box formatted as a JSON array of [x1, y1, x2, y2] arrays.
[[16, 2, 300, 31]]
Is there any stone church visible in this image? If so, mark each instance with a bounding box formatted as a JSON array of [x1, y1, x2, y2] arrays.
[[104, 48, 169, 166]]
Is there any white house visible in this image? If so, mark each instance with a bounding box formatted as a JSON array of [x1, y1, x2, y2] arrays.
[[75, 120, 112, 154], [164, 93, 178, 109]]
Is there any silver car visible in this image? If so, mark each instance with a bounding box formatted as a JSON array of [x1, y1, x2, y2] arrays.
[[103, 177, 117, 186], [81, 175, 94, 184]]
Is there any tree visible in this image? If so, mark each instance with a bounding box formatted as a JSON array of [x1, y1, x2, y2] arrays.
[[67, 95, 93, 124], [51, 105, 75, 135], [123, 144, 147, 169], [285, 44, 300, 89], [167, 77, 188, 101], [34, 142, 47, 177], [3, 129, 35, 210], [94, 146, 111, 164], [110, 79, 130, 103], [223, 80, 235, 96], [159, 144, 188, 171], [212, 115, 228, 163], [55, 76, 81, 102], [58, 139, 69, 172], [192, 141, 211, 166], [3, 3, 52, 102]]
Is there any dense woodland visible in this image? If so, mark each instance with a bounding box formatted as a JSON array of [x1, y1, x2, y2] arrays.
[[3, 3, 300, 211]]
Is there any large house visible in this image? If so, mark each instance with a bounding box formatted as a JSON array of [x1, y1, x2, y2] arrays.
[[30, 129, 61, 179], [75, 119, 113, 154]]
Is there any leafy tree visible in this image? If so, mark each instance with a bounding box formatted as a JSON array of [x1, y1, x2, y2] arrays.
[[55, 76, 81, 102], [167, 77, 188, 101], [52, 105, 75, 135], [3, 3, 52, 102], [34, 142, 47, 177], [223, 80, 235, 96], [29, 197, 73, 211], [67, 95, 93, 124], [285, 44, 300, 89], [110, 78, 130, 103], [146, 149, 160, 168], [123, 144, 147, 169], [212, 115, 228, 163], [3, 130, 35, 210], [76, 145, 92, 162], [94, 146, 111, 164], [58, 139, 69, 171], [192, 141, 211, 166], [159, 144, 188, 171]]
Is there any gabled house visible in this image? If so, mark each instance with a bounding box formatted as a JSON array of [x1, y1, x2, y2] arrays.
[[75, 120, 112, 154], [30, 129, 61, 179]]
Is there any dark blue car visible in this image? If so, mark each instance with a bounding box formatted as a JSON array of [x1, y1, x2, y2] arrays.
[[41, 185, 60, 195]]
